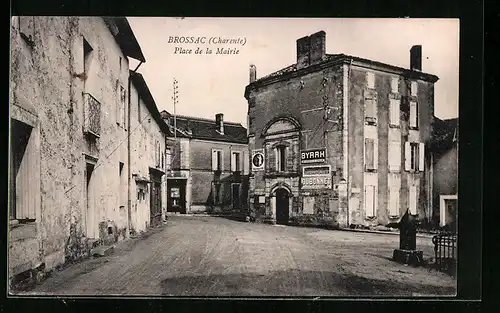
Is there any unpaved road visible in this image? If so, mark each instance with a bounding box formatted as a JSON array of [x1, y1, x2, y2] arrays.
[[20, 216, 456, 296]]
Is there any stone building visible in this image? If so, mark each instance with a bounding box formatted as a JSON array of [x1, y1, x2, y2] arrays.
[[129, 71, 170, 233], [245, 31, 439, 228], [430, 117, 458, 229], [8, 16, 170, 285], [161, 111, 249, 214]]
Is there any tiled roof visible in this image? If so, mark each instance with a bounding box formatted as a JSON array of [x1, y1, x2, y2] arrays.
[[160, 111, 248, 144], [253, 53, 439, 84]]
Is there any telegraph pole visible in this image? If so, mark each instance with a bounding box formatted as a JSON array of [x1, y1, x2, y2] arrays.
[[172, 78, 179, 139]]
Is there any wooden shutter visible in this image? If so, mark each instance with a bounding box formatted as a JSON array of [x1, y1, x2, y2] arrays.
[[391, 77, 399, 93], [410, 102, 418, 127], [389, 187, 400, 216], [116, 81, 121, 125], [365, 98, 374, 119], [230, 152, 235, 172], [419, 143, 425, 172], [411, 81, 418, 96], [390, 99, 399, 125], [389, 141, 401, 171], [404, 142, 411, 171], [365, 138, 375, 170], [267, 145, 276, 172], [409, 185, 417, 215], [243, 150, 249, 174], [365, 185, 375, 217], [211, 150, 218, 171]]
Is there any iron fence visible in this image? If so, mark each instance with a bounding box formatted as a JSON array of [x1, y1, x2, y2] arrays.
[[432, 232, 457, 276]]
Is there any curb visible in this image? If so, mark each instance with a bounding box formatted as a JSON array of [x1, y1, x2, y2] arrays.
[[337, 228, 435, 239]]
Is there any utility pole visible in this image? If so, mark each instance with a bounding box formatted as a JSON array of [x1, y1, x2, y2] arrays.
[[172, 78, 179, 139]]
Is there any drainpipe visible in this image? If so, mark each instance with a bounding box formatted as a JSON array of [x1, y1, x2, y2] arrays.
[[127, 61, 143, 238]]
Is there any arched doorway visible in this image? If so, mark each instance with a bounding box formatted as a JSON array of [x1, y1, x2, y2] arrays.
[[275, 188, 290, 225]]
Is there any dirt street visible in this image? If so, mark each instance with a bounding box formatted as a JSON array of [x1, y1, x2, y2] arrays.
[[20, 216, 456, 296]]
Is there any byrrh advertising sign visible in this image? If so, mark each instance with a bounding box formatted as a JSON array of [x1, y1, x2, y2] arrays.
[[301, 165, 332, 190], [301, 148, 326, 164]]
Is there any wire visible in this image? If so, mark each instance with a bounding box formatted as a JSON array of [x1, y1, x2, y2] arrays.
[[64, 110, 155, 194]]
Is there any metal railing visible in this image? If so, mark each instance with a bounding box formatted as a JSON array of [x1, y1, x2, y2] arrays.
[[83, 93, 101, 137], [432, 232, 457, 276]]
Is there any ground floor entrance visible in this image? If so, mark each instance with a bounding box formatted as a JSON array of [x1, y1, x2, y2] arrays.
[[149, 168, 164, 227], [275, 188, 290, 225], [167, 179, 187, 214]]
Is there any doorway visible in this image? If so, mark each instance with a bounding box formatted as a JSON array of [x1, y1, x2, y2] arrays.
[[167, 179, 187, 214], [150, 172, 162, 227], [85, 162, 96, 238], [275, 188, 290, 225]]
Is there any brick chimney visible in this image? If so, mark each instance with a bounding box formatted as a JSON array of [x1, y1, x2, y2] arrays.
[[215, 113, 224, 134], [296, 31, 326, 70], [249, 64, 257, 83], [309, 31, 326, 65], [410, 45, 422, 71], [296, 35, 310, 70]]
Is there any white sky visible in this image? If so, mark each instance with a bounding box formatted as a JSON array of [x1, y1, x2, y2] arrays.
[[127, 17, 459, 126]]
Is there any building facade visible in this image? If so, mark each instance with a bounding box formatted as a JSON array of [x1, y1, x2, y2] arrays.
[[129, 71, 170, 234], [245, 31, 439, 228], [430, 117, 458, 229], [9, 16, 170, 285], [161, 112, 249, 214]]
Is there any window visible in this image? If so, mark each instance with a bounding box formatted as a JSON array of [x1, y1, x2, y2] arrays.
[[389, 186, 400, 216], [411, 81, 418, 96], [388, 141, 401, 171], [365, 185, 376, 218], [83, 38, 93, 76], [231, 151, 241, 172], [405, 142, 425, 171], [364, 138, 377, 171], [10, 119, 37, 221], [409, 101, 418, 128], [391, 77, 399, 93], [276, 146, 287, 172], [365, 96, 377, 124], [409, 185, 417, 215], [121, 86, 127, 129], [366, 72, 375, 89], [212, 149, 223, 171], [389, 98, 400, 126]]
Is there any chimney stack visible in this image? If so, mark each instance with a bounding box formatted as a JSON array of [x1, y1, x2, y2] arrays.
[[296, 31, 326, 70], [309, 31, 326, 65], [215, 113, 224, 134], [249, 64, 257, 83], [410, 45, 422, 71]]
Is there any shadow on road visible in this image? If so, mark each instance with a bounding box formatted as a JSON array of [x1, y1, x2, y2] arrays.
[[160, 269, 457, 297]]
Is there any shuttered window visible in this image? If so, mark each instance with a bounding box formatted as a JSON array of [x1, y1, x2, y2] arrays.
[[365, 98, 375, 119], [231, 151, 241, 172], [409, 185, 417, 215], [276, 146, 287, 172], [212, 149, 223, 171], [365, 138, 377, 170], [365, 185, 376, 218], [389, 186, 400, 216], [391, 77, 399, 93], [365, 138, 374, 169], [389, 98, 400, 126], [405, 142, 424, 172], [366, 72, 375, 89], [388, 141, 401, 171], [411, 81, 418, 96], [166, 149, 172, 170], [409, 101, 418, 128]]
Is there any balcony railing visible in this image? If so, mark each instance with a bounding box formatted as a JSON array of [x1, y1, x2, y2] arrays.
[[83, 93, 101, 137]]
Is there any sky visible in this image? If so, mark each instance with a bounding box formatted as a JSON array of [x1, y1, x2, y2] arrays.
[[127, 18, 459, 126]]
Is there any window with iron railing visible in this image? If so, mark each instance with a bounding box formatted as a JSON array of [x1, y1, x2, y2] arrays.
[[83, 93, 101, 137]]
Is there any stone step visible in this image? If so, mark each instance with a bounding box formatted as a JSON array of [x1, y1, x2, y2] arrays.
[[90, 245, 114, 257]]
